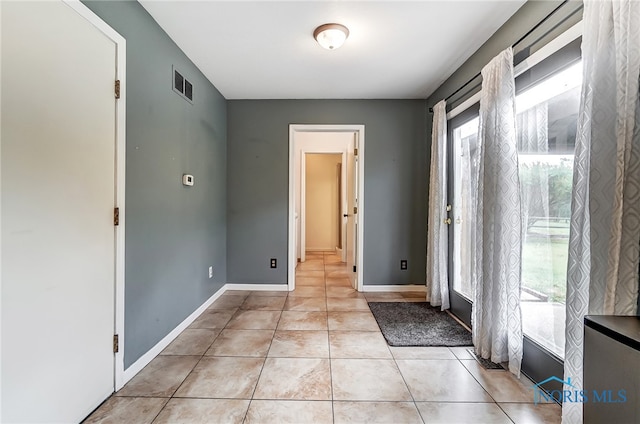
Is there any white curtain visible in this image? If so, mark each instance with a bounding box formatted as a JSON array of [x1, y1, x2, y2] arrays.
[[460, 127, 480, 300], [471, 47, 523, 376], [563, 1, 640, 423], [426, 100, 450, 310], [517, 104, 550, 233]]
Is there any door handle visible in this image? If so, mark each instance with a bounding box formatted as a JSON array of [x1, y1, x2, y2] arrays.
[[343, 214, 349, 217]]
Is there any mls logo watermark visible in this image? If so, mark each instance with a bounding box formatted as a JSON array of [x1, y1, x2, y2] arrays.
[[531, 376, 627, 404]]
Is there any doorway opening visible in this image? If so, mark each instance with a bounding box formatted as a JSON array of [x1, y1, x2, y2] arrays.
[[304, 153, 343, 255], [288, 125, 365, 292]]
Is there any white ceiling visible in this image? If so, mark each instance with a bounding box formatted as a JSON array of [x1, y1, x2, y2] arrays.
[[139, 0, 526, 100]]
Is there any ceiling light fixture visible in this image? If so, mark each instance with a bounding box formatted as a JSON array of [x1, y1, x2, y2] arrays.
[[313, 23, 349, 50]]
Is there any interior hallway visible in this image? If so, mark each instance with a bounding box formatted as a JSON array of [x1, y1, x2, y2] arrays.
[[85, 251, 561, 423]]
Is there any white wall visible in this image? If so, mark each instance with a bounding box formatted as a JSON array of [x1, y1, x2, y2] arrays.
[[305, 154, 342, 251]]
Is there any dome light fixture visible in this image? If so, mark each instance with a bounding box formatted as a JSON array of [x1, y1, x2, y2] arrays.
[[313, 23, 349, 50]]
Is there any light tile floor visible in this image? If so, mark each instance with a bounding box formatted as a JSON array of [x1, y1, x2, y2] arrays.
[[85, 251, 561, 423]]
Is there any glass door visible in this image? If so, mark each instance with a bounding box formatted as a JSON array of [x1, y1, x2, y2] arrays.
[[448, 107, 480, 326]]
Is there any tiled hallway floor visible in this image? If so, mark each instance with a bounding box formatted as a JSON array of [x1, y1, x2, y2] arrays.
[[85, 251, 561, 423]]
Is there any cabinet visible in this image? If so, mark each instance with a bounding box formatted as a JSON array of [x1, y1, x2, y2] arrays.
[[584, 315, 640, 424]]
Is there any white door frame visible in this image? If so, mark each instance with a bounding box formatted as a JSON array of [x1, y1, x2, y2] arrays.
[[64, 0, 127, 391], [288, 124, 364, 292]]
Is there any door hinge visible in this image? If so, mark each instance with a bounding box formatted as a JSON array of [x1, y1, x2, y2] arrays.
[[354, 148, 358, 156], [353, 265, 357, 272], [114, 207, 120, 226], [115, 80, 121, 99], [113, 334, 119, 353], [353, 206, 358, 214]]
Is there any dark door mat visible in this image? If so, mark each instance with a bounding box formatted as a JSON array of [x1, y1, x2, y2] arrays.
[[368, 302, 473, 347], [467, 349, 505, 370]]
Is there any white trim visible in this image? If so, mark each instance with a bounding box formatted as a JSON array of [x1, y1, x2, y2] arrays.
[[0, 3, 3, 421], [354, 131, 364, 292], [363, 284, 427, 293], [62, 0, 128, 393], [446, 93, 480, 121], [224, 283, 289, 291], [300, 151, 306, 263], [287, 125, 300, 291], [340, 151, 347, 263], [121, 282, 289, 385], [288, 125, 365, 293], [122, 286, 226, 384], [446, 21, 582, 121], [513, 21, 582, 78]]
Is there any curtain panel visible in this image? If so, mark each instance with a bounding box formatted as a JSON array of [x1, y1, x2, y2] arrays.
[[517, 104, 550, 234], [426, 100, 450, 310], [563, 1, 640, 423], [472, 47, 524, 376]]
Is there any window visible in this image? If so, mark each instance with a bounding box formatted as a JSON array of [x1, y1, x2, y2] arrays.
[[450, 61, 582, 359], [517, 61, 582, 358]]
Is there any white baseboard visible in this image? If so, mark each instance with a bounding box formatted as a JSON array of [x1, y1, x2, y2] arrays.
[[362, 284, 426, 293], [225, 283, 289, 291], [120, 282, 291, 387], [120, 286, 226, 387]]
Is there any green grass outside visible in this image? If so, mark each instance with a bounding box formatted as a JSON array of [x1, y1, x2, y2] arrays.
[[522, 220, 569, 303]]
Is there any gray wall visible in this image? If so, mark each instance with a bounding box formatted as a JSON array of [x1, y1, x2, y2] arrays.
[[84, 0, 227, 368], [227, 100, 427, 286]]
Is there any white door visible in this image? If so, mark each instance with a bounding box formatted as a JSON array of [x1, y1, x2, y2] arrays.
[[345, 134, 358, 289], [1, 1, 117, 422]]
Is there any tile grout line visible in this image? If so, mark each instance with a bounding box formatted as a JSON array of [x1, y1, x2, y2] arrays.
[[453, 349, 500, 407], [148, 397, 171, 424], [151, 312, 225, 422], [494, 402, 518, 424], [453, 349, 526, 422], [211, 293, 275, 422], [387, 335, 426, 424], [323, 254, 337, 423], [241, 279, 289, 420]]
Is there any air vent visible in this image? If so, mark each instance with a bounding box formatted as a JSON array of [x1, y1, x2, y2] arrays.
[[184, 80, 193, 101], [172, 66, 193, 104], [174, 70, 184, 93]]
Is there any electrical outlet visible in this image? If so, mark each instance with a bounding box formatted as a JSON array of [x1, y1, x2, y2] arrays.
[[270, 258, 277, 269], [208, 266, 213, 278], [400, 260, 408, 270]]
